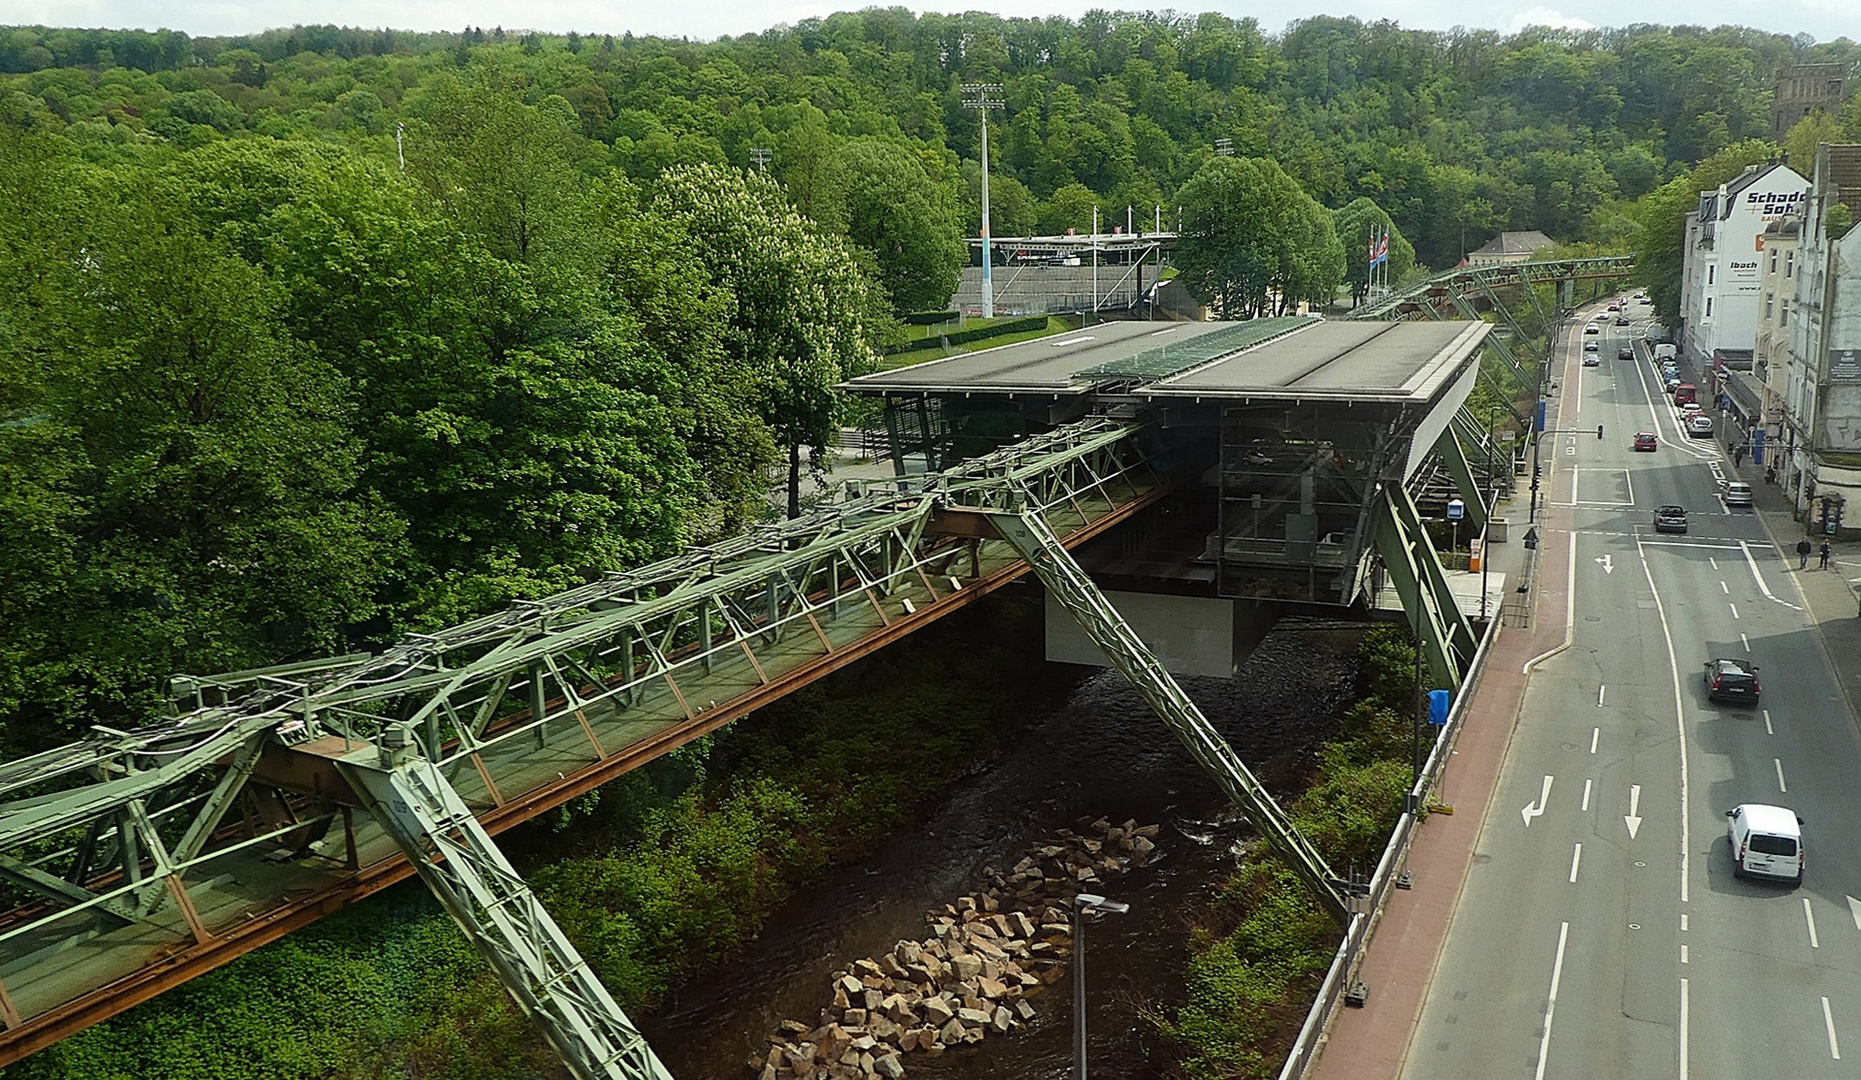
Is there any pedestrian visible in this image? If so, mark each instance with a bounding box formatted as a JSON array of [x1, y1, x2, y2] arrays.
[[1798, 538, 1814, 569], [1766, 465, 1777, 485], [1735, 443, 1747, 467], [1821, 540, 1833, 570]]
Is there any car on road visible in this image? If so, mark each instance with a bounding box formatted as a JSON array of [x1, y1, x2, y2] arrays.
[[1724, 481, 1753, 507], [1608, 300, 1623, 311], [1704, 657, 1761, 704], [1664, 376, 1682, 393], [1616, 315, 1630, 325], [1654, 504, 1688, 532], [1726, 803, 1802, 883], [1634, 432, 1659, 451], [1634, 292, 1649, 301], [1618, 346, 1634, 359], [1673, 382, 1698, 405], [1680, 401, 1702, 416], [1687, 413, 1714, 437], [1584, 324, 1600, 335], [1583, 353, 1600, 366], [1584, 340, 1599, 352], [1660, 361, 1679, 375]]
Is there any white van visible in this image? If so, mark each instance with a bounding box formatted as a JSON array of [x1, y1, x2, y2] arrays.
[[1726, 803, 1804, 882]]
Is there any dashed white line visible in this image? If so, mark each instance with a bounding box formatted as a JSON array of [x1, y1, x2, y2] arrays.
[[1681, 913, 1689, 932], [1598, 685, 1606, 707], [1776, 758, 1789, 793], [1709, 557, 1719, 571], [1730, 602, 1741, 619], [1534, 923, 1571, 1080], [1721, 580, 1729, 594], [1741, 633, 1750, 652], [1681, 942, 1689, 963], [1581, 778, 1592, 812], [1591, 727, 1600, 754], [1764, 709, 1775, 735], [1806, 897, 1821, 948], [1827, 996, 1843, 1060], [1568, 843, 1582, 883]]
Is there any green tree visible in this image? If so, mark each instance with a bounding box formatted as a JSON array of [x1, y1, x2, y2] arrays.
[[837, 138, 966, 312], [1631, 138, 1774, 326], [653, 163, 885, 518], [1176, 156, 1345, 317], [1332, 196, 1415, 307]]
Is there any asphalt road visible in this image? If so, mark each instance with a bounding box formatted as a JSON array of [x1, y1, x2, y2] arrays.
[[1403, 300, 1861, 1079]]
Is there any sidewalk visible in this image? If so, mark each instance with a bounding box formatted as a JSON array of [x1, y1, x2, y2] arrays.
[[1309, 489, 1570, 1080], [1725, 452, 1861, 713]]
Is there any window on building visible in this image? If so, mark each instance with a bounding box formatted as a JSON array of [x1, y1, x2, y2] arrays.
[[1787, 251, 1795, 278], [1709, 264, 1715, 284], [1772, 251, 1779, 273], [1767, 294, 1775, 318], [1781, 301, 1789, 327], [1706, 297, 1714, 316]]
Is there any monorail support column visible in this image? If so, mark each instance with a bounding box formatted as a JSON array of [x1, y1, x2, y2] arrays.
[[1370, 486, 1477, 689], [337, 725, 674, 1080], [1434, 427, 1488, 531]]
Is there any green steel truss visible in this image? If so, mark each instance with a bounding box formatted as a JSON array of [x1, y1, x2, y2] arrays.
[[983, 510, 1350, 924], [0, 417, 1164, 1067]]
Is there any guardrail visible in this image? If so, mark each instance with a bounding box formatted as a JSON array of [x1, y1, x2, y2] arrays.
[[1276, 609, 1504, 1080]]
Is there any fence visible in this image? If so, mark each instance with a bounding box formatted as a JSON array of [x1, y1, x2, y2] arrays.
[[1275, 609, 1504, 1080]]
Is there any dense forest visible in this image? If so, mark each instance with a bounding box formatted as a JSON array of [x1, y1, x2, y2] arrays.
[[5, 12, 1860, 754], [4, 11, 1861, 1077]]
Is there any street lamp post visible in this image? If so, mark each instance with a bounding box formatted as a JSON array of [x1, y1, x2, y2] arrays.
[[1072, 893, 1129, 1080], [962, 84, 1004, 320]]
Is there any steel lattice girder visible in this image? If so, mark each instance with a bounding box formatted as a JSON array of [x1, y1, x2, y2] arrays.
[[1369, 486, 1478, 689], [977, 509, 1352, 927], [0, 415, 1164, 1063], [1349, 256, 1632, 322], [338, 733, 672, 1080], [1432, 427, 1488, 531]]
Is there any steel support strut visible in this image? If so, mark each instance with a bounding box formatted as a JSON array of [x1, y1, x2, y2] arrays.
[[1369, 486, 1476, 689], [337, 726, 673, 1080], [980, 508, 1352, 927]]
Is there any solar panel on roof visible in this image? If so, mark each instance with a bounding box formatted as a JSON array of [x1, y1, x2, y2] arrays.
[[1075, 316, 1314, 379]]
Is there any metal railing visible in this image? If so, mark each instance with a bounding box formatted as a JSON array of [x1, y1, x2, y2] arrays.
[[1276, 609, 1503, 1080]]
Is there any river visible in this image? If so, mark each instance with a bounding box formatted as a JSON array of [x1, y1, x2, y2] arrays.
[[646, 611, 1367, 1080]]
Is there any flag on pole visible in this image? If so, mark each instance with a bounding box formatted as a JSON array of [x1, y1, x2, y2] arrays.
[[1369, 227, 1390, 267]]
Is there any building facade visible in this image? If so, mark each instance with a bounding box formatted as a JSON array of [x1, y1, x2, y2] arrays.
[[1782, 144, 1861, 532], [1754, 215, 1801, 444], [1678, 163, 1810, 365], [1465, 230, 1554, 266]]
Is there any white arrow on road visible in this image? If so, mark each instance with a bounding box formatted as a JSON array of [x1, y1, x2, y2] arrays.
[[1596, 554, 1614, 575], [1624, 784, 1643, 839], [1848, 895, 1861, 930], [1522, 775, 1555, 827]]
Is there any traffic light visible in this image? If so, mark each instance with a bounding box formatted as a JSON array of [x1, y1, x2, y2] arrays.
[[1597, 425, 1604, 440]]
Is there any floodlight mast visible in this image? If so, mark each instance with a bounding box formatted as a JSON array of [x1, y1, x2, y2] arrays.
[[963, 83, 1005, 319]]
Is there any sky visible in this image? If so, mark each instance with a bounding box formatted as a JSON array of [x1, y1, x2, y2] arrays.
[[5, 0, 1860, 46]]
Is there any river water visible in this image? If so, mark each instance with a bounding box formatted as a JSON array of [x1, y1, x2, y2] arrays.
[[647, 611, 1366, 1080]]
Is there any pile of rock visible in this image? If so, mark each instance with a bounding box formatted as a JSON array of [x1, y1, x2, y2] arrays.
[[753, 817, 1161, 1080]]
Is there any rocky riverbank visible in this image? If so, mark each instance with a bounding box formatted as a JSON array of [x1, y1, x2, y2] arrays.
[[754, 818, 1160, 1080]]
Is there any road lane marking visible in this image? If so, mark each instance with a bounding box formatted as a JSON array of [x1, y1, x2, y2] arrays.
[[1680, 978, 1690, 1080], [1590, 727, 1599, 753], [1826, 997, 1842, 1060], [1776, 758, 1788, 792], [1710, 557, 1719, 570], [1764, 709, 1774, 735], [1637, 535, 1692, 903], [1807, 897, 1821, 947], [1534, 922, 1571, 1080], [1598, 685, 1606, 707], [1522, 775, 1555, 826], [1741, 633, 1750, 652], [1681, 913, 1688, 931], [1720, 580, 1729, 594], [1582, 778, 1592, 811], [1741, 540, 1803, 609], [1624, 784, 1643, 839], [1569, 844, 1582, 883], [1730, 602, 1740, 619], [1597, 553, 1614, 574], [1681, 943, 1688, 963]]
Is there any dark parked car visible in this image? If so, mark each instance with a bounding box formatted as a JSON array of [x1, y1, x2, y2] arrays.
[[1654, 505, 1688, 533], [1616, 315, 1630, 325], [1704, 658, 1761, 704]]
